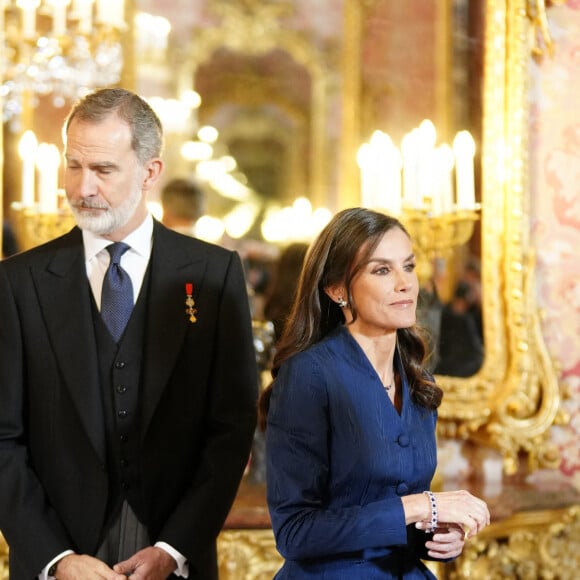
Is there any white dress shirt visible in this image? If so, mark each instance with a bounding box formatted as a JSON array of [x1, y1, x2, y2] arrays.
[[84, 213, 154, 310]]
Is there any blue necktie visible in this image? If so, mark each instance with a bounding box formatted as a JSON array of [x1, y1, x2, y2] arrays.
[[101, 242, 134, 342]]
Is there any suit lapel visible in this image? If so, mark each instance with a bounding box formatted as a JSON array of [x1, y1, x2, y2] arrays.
[[32, 228, 106, 462], [141, 222, 207, 431]]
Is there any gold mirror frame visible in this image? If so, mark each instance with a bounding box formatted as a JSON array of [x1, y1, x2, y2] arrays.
[[437, 0, 567, 474], [140, 0, 567, 474]]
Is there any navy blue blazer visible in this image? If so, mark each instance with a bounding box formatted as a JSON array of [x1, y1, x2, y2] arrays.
[[266, 325, 437, 579]]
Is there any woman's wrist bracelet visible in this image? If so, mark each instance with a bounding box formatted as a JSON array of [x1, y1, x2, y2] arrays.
[[423, 490, 438, 533]]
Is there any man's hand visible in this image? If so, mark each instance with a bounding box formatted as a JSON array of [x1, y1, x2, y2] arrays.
[[55, 554, 128, 579], [113, 546, 177, 580]]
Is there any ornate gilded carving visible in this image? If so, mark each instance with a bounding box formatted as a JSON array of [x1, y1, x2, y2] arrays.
[[527, 0, 568, 56], [10, 206, 77, 252], [436, 0, 567, 474], [218, 529, 283, 580], [449, 506, 580, 579], [208, 0, 293, 46]]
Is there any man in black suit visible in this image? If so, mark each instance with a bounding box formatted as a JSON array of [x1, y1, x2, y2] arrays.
[[0, 88, 258, 579]]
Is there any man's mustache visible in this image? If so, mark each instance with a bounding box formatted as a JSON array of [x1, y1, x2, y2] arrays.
[[70, 200, 109, 210]]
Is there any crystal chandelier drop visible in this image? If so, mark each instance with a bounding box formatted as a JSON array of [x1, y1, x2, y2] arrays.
[[1, 0, 125, 130]]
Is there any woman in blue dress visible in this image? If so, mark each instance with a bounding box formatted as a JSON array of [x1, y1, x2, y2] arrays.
[[258, 208, 490, 579]]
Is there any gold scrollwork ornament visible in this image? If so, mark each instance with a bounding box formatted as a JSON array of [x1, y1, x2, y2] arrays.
[[218, 529, 284, 580], [449, 506, 580, 580], [526, 0, 568, 57]]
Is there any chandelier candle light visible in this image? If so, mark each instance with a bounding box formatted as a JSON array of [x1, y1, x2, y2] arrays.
[[4, 0, 125, 248], [358, 119, 477, 214], [12, 130, 74, 250], [17, 129, 38, 207], [35, 141, 60, 213], [1, 0, 125, 126], [357, 120, 480, 280]]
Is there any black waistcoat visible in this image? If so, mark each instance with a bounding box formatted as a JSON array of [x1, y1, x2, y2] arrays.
[[92, 266, 151, 526]]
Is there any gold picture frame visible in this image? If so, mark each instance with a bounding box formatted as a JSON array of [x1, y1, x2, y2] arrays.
[[436, 0, 567, 473], [184, 0, 566, 474]]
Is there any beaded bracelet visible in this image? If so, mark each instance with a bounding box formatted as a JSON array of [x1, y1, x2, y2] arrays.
[[423, 490, 438, 533]]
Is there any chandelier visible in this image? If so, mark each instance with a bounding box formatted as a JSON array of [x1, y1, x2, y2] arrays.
[[357, 120, 480, 282], [1, 0, 125, 129]]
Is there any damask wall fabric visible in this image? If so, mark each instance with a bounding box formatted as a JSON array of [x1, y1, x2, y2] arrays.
[[529, 2, 580, 487]]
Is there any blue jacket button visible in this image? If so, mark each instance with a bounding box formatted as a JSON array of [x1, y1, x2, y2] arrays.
[[396, 482, 409, 494], [398, 434, 410, 446]]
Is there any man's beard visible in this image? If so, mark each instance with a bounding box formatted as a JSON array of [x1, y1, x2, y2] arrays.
[[69, 187, 142, 236]]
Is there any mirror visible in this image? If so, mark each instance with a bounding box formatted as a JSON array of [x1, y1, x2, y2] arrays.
[[138, 0, 485, 376], [131, 0, 563, 472], [437, 2, 565, 473]]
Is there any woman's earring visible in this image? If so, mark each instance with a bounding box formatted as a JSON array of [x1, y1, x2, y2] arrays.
[[337, 297, 348, 308]]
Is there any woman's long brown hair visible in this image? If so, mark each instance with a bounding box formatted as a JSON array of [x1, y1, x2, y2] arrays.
[[258, 208, 442, 431]]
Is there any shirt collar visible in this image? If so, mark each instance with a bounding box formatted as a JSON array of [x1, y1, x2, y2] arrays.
[[82, 213, 154, 261]]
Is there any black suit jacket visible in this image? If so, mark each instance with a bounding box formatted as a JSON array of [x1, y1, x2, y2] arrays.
[[0, 221, 258, 579]]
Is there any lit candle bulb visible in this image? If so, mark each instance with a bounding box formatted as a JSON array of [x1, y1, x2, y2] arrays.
[[417, 119, 437, 210], [401, 129, 420, 208], [370, 131, 388, 209], [111, 0, 125, 27], [72, 0, 94, 34], [357, 142, 375, 208], [47, 0, 71, 36], [0, 0, 6, 38], [18, 130, 38, 207], [96, 0, 124, 27], [433, 144, 455, 216], [453, 131, 476, 209], [16, 0, 41, 39], [95, 0, 109, 24], [36, 144, 61, 214], [370, 130, 402, 215]]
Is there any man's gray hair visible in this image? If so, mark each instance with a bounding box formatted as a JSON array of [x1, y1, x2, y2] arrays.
[[64, 88, 164, 164]]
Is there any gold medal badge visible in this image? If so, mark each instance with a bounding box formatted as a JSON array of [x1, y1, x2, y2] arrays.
[[185, 283, 198, 323]]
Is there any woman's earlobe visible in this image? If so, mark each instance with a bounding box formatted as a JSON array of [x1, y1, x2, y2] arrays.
[[324, 286, 348, 308]]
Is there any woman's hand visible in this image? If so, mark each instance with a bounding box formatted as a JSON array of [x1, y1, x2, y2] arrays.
[[415, 489, 490, 539], [424, 524, 466, 559]]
